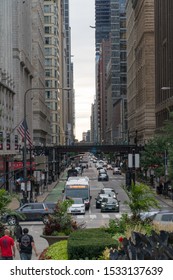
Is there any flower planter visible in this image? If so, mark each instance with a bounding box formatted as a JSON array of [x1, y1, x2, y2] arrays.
[[40, 235, 69, 246]]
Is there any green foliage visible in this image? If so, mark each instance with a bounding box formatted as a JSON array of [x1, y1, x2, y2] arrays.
[[123, 183, 160, 219], [43, 200, 83, 236], [161, 113, 173, 180], [0, 189, 12, 215], [0, 189, 13, 237], [45, 240, 68, 260], [104, 214, 130, 235], [67, 228, 115, 260], [140, 112, 173, 181], [141, 136, 166, 177], [39, 240, 68, 260]]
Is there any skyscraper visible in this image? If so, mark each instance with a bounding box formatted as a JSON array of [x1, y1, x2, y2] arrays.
[[94, 0, 127, 144]]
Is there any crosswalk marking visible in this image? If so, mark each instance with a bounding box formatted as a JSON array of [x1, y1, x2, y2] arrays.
[[90, 215, 97, 219], [102, 214, 110, 218], [74, 212, 129, 220]]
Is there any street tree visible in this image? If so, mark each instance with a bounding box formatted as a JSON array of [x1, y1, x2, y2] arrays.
[[141, 136, 166, 178], [161, 112, 173, 181], [124, 182, 160, 220]]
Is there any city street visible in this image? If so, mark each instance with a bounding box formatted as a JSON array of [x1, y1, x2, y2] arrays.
[[13, 159, 173, 260]]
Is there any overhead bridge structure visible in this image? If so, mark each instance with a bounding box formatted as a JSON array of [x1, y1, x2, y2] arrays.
[[33, 144, 144, 156]]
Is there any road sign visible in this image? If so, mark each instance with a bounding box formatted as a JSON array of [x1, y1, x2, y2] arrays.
[[128, 153, 140, 168]]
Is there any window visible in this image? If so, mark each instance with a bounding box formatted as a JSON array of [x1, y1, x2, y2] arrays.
[[45, 80, 52, 87], [45, 69, 52, 77], [45, 26, 51, 34], [45, 37, 51, 44], [45, 48, 52, 56], [33, 204, 44, 210], [161, 214, 173, 222], [44, 5, 51, 13], [44, 16, 51, 24], [46, 91, 51, 99], [120, 31, 126, 39], [45, 58, 52, 66]]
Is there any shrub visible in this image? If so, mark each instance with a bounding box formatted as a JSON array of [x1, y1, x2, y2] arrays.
[[67, 228, 115, 260], [43, 200, 84, 236], [39, 240, 68, 260]]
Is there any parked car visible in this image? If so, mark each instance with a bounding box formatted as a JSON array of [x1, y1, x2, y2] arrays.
[[139, 210, 159, 221], [98, 172, 109, 181], [95, 193, 111, 209], [67, 197, 85, 214], [2, 202, 56, 225], [141, 210, 173, 225], [100, 187, 118, 198], [113, 167, 121, 175], [101, 197, 120, 212]]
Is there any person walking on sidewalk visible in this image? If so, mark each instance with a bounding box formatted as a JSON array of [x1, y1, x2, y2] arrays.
[[0, 229, 15, 260], [16, 228, 38, 260], [14, 221, 22, 241]]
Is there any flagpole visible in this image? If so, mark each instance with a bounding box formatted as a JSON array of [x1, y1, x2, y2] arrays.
[[23, 88, 30, 203]]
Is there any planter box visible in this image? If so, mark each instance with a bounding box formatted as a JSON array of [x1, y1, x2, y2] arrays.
[[40, 235, 69, 246]]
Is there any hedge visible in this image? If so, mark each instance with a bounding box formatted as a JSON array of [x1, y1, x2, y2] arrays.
[[67, 228, 116, 259]]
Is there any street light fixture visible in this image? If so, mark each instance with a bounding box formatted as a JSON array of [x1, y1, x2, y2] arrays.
[[23, 86, 71, 202], [161, 87, 172, 90]]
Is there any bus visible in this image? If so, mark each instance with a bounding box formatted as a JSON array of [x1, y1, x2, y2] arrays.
[[63, 177, 91, 210]]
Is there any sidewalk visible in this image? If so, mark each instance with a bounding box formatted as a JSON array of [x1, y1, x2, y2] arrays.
[[9, 171, 67, 210], [154, 191, 173, 209], [8, 172, 67, 260]]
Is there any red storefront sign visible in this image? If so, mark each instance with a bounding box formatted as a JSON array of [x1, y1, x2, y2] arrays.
[[8, 161, 36, 171]]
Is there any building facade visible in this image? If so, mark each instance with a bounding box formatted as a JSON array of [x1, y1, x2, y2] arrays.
[[32, 0, 51, 146], [126, 0, 156, 144], [63, 0, 74, 145], [155, 0, 173, 131]]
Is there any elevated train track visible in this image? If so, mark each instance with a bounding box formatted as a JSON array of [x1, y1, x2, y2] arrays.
[[33, 144, 144, 156]]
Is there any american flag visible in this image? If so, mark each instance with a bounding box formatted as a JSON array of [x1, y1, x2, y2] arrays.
[[17, 120, 32, 147]]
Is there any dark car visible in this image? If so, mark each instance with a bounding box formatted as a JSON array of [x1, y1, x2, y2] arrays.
[[2, 202, 56, 226], [95, 193, 111, 209], [100, 197, 120, 212], [98, 172, 109, 181]]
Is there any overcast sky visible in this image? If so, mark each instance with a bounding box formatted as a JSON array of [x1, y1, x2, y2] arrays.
[[70, 0, 95, 141]]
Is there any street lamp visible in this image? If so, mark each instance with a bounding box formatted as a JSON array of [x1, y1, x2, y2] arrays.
[[161, 87, 172, 90], [23, 86, 71, 202]]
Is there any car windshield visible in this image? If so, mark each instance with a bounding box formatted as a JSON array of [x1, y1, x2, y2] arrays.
[[72, 198, 83, 204], [101, 189, 114, 194], [66, 189, 89, 199]]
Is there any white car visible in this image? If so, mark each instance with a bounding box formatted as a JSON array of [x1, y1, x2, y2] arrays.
[[67, 198, 85, 214], [113, 167, 121, 175]]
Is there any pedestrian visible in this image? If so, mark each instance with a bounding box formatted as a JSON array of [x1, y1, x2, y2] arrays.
[[0, 228, 15, 260], [16, 228, 38, 260], [14, 221, 22, 241]]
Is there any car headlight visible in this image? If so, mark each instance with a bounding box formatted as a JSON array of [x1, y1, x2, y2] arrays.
[[101, 202, 106, 206]]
